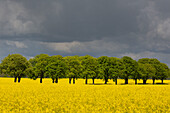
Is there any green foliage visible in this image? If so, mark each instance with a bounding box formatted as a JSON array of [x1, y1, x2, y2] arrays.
[[48, 55, 63, 63], [33, 54, 50, 78], [131, 61, 140, 80], [120, 56, 137, 79], [138, 58, 150, 64], [64, 56, 82, 79], [28, 54, 50, 83], [45, 60, 66, 80], [0, 54, 31, 81], [0, 53, 169, 84], [97, 56, 111, 84], [82, 70, 96, 79], [25, 67, 36, 80], [157, 63, 169, 81], [138, 63, 156, 81], [138, 58, 161, 80], [81, 55, 99, 79], [108, 57, 123, 79]]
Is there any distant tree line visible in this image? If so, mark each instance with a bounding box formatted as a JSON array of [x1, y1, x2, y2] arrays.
[[0, 54, 170, 84]]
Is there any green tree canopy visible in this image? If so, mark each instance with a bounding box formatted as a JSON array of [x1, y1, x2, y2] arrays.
[[120, 56, 137, 84], [138, 63, 156, 84], [1, 54, 31, 82], [108, 57, 122, 85], [97, 56, 111, 84], [81, 55, 99, 84], [45, 59, 66, 83], [31, 54, 50, 83], [64, 56, 82, 84], [157, 63, 169, 84], [130, 61, 139, 84], [138, 58, 161, 84]]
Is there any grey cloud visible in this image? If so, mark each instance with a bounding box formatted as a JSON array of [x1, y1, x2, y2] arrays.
[[41, 39, 129, 56], [0, 1, 40, 36], [0, 0, 170, 67], [6, 40, 27, 48], [0, 0, 145, 42]]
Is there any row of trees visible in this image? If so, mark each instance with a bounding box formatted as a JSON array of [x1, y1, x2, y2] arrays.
[[0, 54, 170, 84]]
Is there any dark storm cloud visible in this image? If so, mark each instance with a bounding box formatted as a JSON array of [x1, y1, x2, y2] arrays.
[[0, 0, 170, 66], [0, 0, 146, 42]]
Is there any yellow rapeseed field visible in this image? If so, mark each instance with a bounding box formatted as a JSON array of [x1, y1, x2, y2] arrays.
[[0, 78, 170, 113]]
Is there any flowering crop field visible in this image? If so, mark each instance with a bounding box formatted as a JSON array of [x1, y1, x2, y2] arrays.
[[0, 78, 170, 113]]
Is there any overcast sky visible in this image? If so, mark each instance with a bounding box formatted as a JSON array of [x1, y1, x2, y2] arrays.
[[0, 0, 170, 66]]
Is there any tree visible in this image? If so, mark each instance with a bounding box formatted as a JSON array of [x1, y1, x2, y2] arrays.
[[1, 54, 31, 82], [97, 56, 111, 84], [120, 56, 136, 84], [31, 54, 50, 83], [138, 63, 156, 84], [25, 67, 36, 80], [63, 56, 73, 84], [108, 57, 122, 85], [28, 59, 38, 80], [131, 61, 139, 84], [138, 58, 161, 84], [81, 55, 99, 84], [64, 56, 82, 84], [157, 63, 169, 84], [149, 59, 160, 84], [45, 60, 66, 83], [48, 55, 63, 63], [82, 70, 96, 84], [91, 62, 101, 84]]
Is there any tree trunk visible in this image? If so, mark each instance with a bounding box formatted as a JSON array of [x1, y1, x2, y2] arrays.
[[153, 78, 155, 84], [55, 77, 58, 83], [73, 78, 75, 84], [161, 79, 163, 84], [14, 77, 17, 82], [125, 78, 128, 84], [52, 78, 54, 83], [40, 77, 42, 83], [69, 78, 72, 84], [135, 79, 137, 84], [104, 78, 107, 84], [92, 78, 95, 84], [115, 78, 117, 85], [143, 79, 146, 84], [85, 78, 87, 84], [18, 77, 21, 83]]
